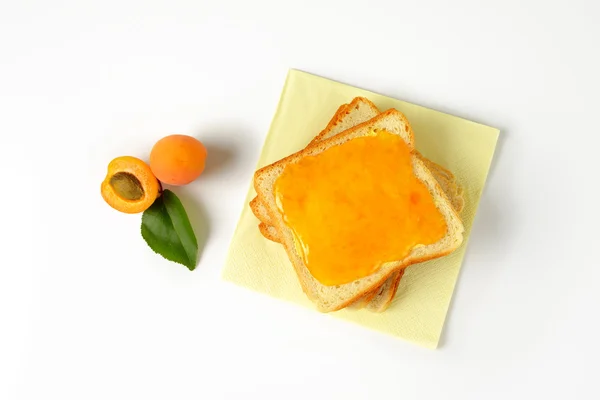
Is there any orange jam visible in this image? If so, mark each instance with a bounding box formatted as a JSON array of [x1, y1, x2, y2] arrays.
[[274, 129, 448, 286]]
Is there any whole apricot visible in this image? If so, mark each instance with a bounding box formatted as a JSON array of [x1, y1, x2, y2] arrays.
[[101, 156, 160, 214], [149, 134, 207, 186]]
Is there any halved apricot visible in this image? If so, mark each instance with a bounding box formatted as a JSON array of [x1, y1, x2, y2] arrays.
[[101, 156, 160, 214]]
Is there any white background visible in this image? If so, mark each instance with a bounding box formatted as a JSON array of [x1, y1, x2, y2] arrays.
[[1, 1, 598, 399]]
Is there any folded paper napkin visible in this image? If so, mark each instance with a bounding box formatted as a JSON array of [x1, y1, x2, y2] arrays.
[[222, 69, 499, 349]]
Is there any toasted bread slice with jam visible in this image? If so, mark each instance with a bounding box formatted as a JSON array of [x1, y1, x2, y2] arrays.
[[253, 109, 465, 312], [251, 97, 464, 312]]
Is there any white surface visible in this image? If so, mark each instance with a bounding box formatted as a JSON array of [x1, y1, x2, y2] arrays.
[[1, 0, 598, 399]]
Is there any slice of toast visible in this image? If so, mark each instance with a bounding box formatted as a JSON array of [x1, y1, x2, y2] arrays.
[[253, 109, 465, 312], [252, 98, 464, 312], [251, 97, 464, 312]]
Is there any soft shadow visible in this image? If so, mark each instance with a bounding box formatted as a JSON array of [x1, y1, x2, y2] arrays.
[[165, 187, 210, 267], [191, 125, 261, 177], [202, 141, 237, 176]]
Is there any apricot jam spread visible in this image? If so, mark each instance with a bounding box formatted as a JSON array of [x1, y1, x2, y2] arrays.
[[274, 130, 447, 286]]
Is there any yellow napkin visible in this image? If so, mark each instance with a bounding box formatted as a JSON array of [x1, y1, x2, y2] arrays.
[[222, 69, 499, 349]]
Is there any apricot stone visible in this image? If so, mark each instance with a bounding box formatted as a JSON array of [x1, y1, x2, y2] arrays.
[[149, 135, 207, 186], [101, 156, 160, 214]]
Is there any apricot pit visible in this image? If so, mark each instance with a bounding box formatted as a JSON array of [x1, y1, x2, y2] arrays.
[[101, 156, 160, 214]]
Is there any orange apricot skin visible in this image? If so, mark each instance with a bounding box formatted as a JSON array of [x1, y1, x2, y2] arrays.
[[101, 156, 160, 214], [149, 135, 207, 186]]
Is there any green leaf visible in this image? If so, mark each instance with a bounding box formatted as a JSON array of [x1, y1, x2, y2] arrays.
[[141, 189, 199, 270]]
